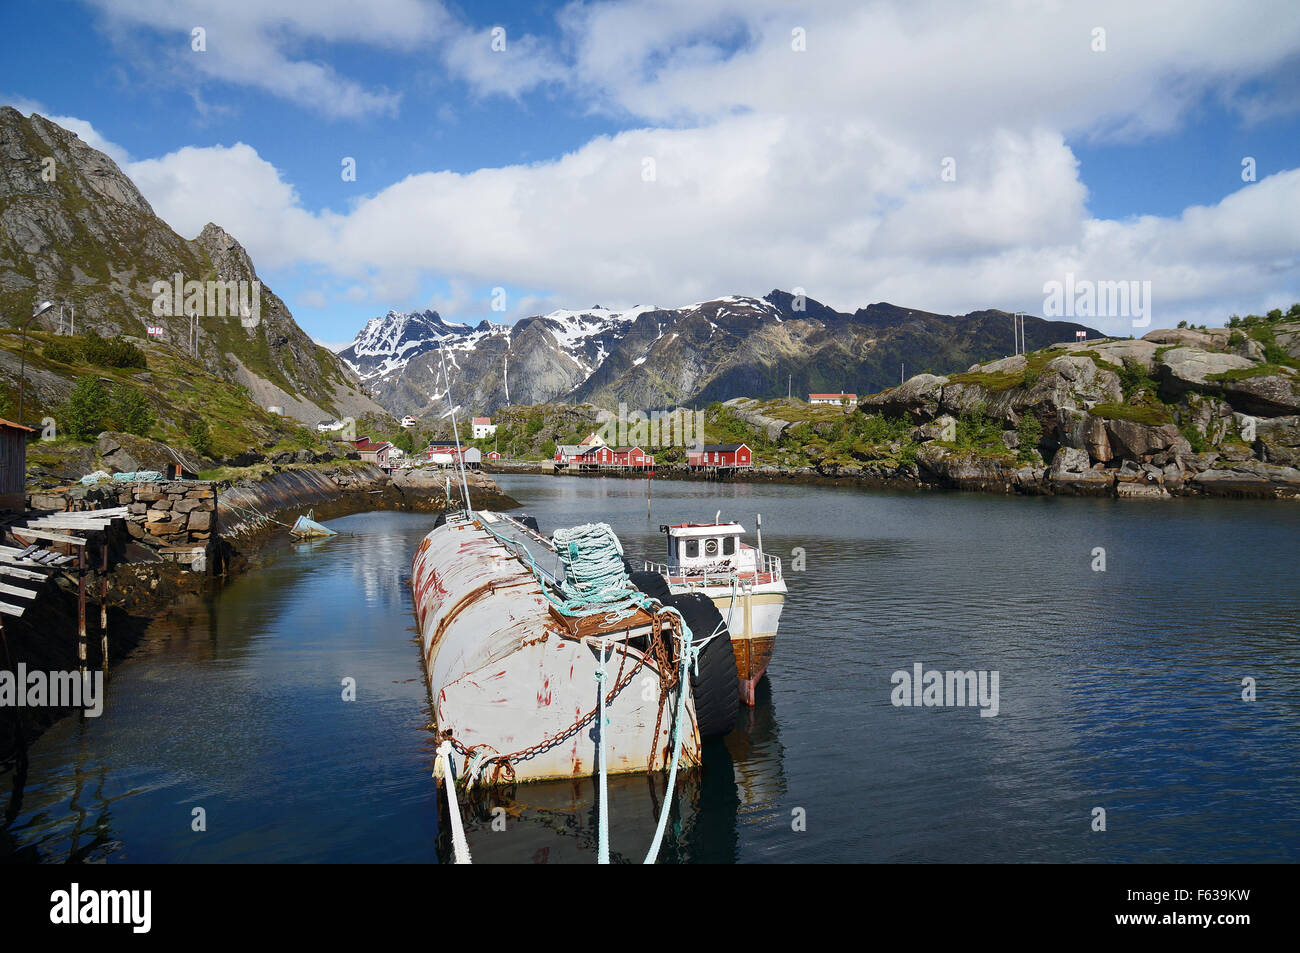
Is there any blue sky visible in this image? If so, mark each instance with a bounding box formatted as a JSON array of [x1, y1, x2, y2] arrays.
[[3, 0, 1299, 344]]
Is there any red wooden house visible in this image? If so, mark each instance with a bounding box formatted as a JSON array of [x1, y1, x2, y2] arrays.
[[687, 443, 751, 469], [611, 446, 653, 469], [353, 437, 393, 467]]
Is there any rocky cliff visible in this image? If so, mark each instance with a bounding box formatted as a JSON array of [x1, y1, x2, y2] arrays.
[[0, 108, 388, 426]]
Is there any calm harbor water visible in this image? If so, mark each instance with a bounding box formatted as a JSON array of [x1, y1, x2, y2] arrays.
[[2, 475, 1298, 863]]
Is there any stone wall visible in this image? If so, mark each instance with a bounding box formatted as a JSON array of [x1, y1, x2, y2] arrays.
[[28, 480, 218, 569]]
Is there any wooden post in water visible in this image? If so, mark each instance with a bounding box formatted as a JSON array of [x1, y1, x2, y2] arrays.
[[100, 541, 109, 671], [77, 546, 87, 690]]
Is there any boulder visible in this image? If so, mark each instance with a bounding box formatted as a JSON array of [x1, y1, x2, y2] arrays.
[[96, 431, 190, 474], [1089, 339, 1159, 372], [1082, 414, 1112, 462], [1155, 347, 1254, 394], [1143, 328, 1229, 351], [1049, 446, 1091, 477], [1048, 446, 1114, 495], [1103, 420, 1181, 461], [722, 398, 794, 442], [1191, 467, 1277, 498], [861, 374, 948, 422], [1254, 415, 1300, 466], [1217, 370, 1300, 417], [1273, 322, 1300, 362], [1116, 482, 1171, 500]]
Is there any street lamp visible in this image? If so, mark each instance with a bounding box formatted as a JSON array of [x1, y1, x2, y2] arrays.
[[17, 300, 54, 425]]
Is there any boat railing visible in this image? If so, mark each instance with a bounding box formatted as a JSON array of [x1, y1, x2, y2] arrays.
[[641, 554, 782, 587]]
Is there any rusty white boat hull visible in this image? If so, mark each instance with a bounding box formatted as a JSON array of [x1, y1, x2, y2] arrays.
[[411, 511, 702, 783]]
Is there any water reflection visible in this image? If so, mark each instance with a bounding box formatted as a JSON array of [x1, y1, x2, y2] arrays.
[[1, 478, 1296, 864]]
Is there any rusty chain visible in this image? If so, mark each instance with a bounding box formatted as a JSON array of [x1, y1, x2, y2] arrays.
[[437, 607, 684, 782]]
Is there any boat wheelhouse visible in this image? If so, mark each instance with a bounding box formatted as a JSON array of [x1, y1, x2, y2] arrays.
[[645, 515, 787, 706]]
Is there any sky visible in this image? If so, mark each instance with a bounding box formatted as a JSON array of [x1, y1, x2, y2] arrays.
[[2, 0, 1298, 349]]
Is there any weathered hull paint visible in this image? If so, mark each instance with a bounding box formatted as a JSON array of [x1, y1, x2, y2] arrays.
[[667, 579, 786, 707], [411, 515, 701, 783]]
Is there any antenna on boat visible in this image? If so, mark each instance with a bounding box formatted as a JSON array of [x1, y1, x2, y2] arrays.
[[756, 512, 764, 573], [438, 344, 474, 515]]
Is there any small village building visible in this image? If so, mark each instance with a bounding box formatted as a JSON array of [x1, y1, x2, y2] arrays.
[[611, 446, 653, 469], [353, 437, 393, 467], [422, 442, 482, 469], [554, 443, 650, 470], [486, 450, 502, 461], [0, 418, 35, 512], [401, 415, 419, 429], [472, 417, 497, 439], [687, 443, 752, 470], [809, 392, 858, 406]]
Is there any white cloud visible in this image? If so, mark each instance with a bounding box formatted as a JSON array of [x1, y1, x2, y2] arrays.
[[22, 1, 1300, 332]]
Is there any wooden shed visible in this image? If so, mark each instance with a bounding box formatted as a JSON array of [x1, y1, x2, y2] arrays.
[[0, 418, 35, 512]]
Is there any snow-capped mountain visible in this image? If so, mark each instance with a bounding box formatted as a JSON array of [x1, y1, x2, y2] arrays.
[[341, 291, 1099, 418]]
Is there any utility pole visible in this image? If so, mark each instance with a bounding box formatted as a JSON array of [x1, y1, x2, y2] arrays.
[[901, 362, 905, 384]]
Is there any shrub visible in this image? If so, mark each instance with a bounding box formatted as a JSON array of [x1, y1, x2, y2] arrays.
[[43, 338, 80, 364], [81, 330, 146, 369], [1178, 419, 1209, 453], [189, 417, 213, 456], [953, 406, 1002, 450], [61, 377, 109, 440], [1117, 357, 1157, 399], [1015, 413, 1043, 464], [111, 385, 154, 436]]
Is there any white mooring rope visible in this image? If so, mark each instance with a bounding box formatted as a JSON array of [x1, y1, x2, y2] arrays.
[[435, 741, 472, 864]]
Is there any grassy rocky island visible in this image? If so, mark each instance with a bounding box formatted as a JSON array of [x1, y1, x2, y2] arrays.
[[710, 308, 1300, 500]]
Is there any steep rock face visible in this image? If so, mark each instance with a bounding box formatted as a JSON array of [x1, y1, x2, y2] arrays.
[[344, 289, 1100, 417], [0, 108, 386, 425]]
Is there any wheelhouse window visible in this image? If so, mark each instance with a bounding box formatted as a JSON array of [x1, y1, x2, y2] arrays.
[[723, 536, 736, 555], [685, 539, 699, 558], [705, 538, 719, 556]]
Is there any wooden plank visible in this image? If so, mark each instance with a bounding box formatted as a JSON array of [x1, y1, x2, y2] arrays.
[[0, 565, 48, 581], [0, 553, 53, 569], [0, 601, 26, 617], [27, 518, 121, 530], [9, 527, 87, 545], [0, 581, 37, 599]]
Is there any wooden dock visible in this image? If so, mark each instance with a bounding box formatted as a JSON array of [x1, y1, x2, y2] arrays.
[[0, 506, 127, 675]]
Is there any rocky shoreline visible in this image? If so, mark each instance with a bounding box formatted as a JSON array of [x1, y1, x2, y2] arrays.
[[487, 450, 1299, 500]]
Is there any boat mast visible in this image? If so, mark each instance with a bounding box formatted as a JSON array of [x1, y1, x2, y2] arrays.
[[438, 344, 473, 514]]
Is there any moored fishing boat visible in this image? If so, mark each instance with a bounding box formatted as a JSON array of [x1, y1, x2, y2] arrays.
[[642, 514, 787, 706], [410, 509, 740, 786]]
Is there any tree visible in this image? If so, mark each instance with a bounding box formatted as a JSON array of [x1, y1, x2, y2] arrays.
[[61, 377, 109, 440], [189, 417, 213, 456], [111, 385, 154, 436], [393, 429, 415, 453]]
